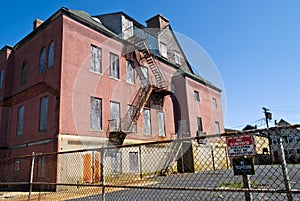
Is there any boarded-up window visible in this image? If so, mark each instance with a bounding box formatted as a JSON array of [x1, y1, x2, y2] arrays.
[[82, 153, 92, 183], [143, 109, 151, 135], [215, 121, 221, 134], [160, 42, 168, 59], [122, 16, 133, 40], [90, 97, 102, 130], [16, 105, 25, 136], [39, 47, 46, 74], [129, 152, 139, 173], [48, 41, 55, 68], [0, 69, 4, 90], [158, 111, 166, 137], [175, 51, 181, 65], [112, 151, 121, 173], [110, 53, 119, 79], [39, 96, 48, 132], [94, 152, 100, 182], [110, 101, 120, 131], [91, 45, 102, 73], [126, 60, 135, 84], [38, 155, 45, 178], [20, 61, 27, 84]]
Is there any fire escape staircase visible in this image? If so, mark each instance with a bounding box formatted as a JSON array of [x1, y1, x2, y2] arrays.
[[108, 33, 169, 145], [160, 140, 183, 176]]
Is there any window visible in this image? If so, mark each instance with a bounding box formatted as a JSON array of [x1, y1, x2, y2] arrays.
[[110, 101, 120, 131], [128, 105, 137, 133], [90, 97, 102, 130], [140, 66, 148, 87], [212, 98, 217, 108], [16, 105, 25, 136], [110, 53, 119, 79], [143, 109, 151, 135], [91, 45, 102, 73], [39, 96, 48, 132], [112, 151, 121, 173], [39, 47, 46, 74], [158, 111, 166, 137], [38, 155, 45, 178], [129, 152, 139, 173], [175, 51, 181, 65], [160, 42, 168, 58], [197, 117, 203, 131], [215, 121, 221, 134], [0, 69, 4, 90], [126, 60, 135, 84], [20, 61, 27, 84], [194, 91, 200, 102], [48, 41, 55, 68]]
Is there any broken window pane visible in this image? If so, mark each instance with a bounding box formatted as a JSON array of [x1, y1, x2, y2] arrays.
[[110, 101, 120, 131], [126, 60, 135, 84], [110, 53, 119, 79]]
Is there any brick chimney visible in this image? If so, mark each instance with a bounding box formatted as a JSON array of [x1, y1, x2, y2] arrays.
[[33, 19, 44, 30], [146, 14, 169, 30]]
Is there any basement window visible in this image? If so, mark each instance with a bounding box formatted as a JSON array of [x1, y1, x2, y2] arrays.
[[91, 45, 102, 73]]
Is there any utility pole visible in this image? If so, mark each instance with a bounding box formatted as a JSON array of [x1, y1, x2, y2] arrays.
[[262, 107, 273, 164], [262, 107, 272, 128]]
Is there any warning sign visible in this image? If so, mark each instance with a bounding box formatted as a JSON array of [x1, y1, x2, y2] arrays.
[[226, 135, 255, 158]]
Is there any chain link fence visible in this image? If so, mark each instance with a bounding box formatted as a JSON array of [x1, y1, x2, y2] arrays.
[[1, 124, 300, 200]]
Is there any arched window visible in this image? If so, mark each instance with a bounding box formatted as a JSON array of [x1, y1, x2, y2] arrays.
[[48, 41, 54, 68], [20, 60, 27, 84], [39, 47, 46, 73]]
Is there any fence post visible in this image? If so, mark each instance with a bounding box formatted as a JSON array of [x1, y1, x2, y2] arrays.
[[211, 146, 216, 170], [277, 129, 293, 201], [101, 148, 106, 201], [28, 152, 35, 201], [139, 145, 143, 179], [242, 174, 252, 201]]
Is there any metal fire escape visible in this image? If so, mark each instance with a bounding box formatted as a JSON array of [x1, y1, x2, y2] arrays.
[[108, 29, 168, 145]]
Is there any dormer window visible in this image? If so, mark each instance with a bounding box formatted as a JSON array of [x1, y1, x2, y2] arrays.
[[175, 51, 181, 65], [160, 42, 168, 59]]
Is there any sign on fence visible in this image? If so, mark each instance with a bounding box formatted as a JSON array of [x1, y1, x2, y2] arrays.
[[232, 158, 255, 175], [226, 135, 255, 158]]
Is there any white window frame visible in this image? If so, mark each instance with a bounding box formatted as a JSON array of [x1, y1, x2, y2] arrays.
[[174, 51, 181, 65], [160, 42, 168, 59]]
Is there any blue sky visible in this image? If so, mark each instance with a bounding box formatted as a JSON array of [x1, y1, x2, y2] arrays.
[[1, 0, 300, 129]]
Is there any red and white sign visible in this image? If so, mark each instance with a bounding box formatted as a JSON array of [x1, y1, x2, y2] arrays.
[[226, 135, 256, 158]]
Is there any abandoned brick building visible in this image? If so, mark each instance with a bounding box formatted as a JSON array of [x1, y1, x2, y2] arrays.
[[0, 7, 224, 184]]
